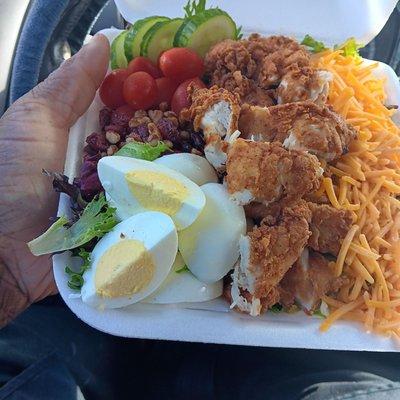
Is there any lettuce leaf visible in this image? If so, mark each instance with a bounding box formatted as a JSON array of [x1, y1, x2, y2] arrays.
[[28, 193, 117, 256], [269, 303, 283, 313], [65, 248, 91, 290], [312, 309, 326, 319], [334, 37, 363, 57], [115, 141, 170, 161], [301, 34, 327, 53]]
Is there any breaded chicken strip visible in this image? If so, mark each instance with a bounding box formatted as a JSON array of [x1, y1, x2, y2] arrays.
[[231, 201, 311, 315], [255, 42, 310, 88], [182, 85, 241, 137], [239, 101, 357, 161], [279, 249, 348, 310], [308, 202, 354, 256], [276, 66, 332, 105], [216, 71, 275, 107], [205, 35, 310, 105], [246, 200, 354, 256], [246, 33, 309, 66], [204, 39, 257, 79], [181, 85, 241, 171], [226, 139, 322, 205]]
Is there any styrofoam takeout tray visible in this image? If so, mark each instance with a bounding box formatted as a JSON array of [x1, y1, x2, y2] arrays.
[[53, 2, 400, 350]]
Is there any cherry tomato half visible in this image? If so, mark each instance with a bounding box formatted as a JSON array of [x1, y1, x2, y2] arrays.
[[159, 48, 204, 83], [155, 77, 179, 107], [171, 77, 206, 115], [99, 69, 130, 109], [127, 57, 162, 79], [122, 71, 158, 110]]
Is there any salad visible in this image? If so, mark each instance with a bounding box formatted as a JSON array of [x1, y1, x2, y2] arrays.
[[28, 1, 400, 338]]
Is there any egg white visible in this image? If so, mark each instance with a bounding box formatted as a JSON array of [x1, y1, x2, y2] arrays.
[[154, 153, 218, 186], [143, 252, 223, 304], [81, 211, 178, 309], [98, 156, 206, 230], [178, 183, 246, 283], [105, 192, 132, 221]]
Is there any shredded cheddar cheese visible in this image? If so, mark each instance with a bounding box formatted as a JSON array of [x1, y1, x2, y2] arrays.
[[313, 50, 400, 335]]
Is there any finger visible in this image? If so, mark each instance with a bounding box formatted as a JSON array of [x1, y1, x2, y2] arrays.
[[17, 34, 110, 129]]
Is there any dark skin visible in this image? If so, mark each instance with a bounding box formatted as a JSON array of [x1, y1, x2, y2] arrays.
[[0, 34, 110, 327]]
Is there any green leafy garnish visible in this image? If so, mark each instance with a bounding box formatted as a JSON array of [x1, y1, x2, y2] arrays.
[[183, 0, 207, 18], [313, 309, 326, 319], [269, 303, 283, 313], [175, 265, 190, 274], [301, 34, 327, 53], [334, 37, 363, 57], [28, 193, 117, 256], [66, 248, 91, 290], [235, 25, 243, 40], [115, 141, 170, 161]]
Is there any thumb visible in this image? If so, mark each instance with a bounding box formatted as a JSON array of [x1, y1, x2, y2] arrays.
[[15, 34, 110, 129]]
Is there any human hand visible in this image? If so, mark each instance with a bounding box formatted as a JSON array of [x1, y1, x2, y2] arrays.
[[0, 34, 109, 327]]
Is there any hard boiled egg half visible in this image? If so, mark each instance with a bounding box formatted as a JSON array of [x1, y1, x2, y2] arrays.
[[81, 212, 178, 308], [154, 153, 218, 186], [143, 252, 222, 304], [178, 183, 246, 283], [98, 156, 205, 230]]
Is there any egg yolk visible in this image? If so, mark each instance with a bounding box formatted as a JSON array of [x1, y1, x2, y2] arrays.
[[125, 170, 188, 215], [95, 239, 155, 298]]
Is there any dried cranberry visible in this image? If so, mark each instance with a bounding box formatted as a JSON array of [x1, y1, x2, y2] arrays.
[[83, 144, 98, 159], [126, 132, 143, 142], [99, 108, 112, 129], [190, 131, 205, 150], [80, 159, 97, 179], [132, 124, 150, 141], [80, 172, 103, 200], [110, 107, 133, 127], [157, 118, 180, 143], [181, 142, 192, 153], [86, 132, 108, 152], [83, 152, 101, 163]]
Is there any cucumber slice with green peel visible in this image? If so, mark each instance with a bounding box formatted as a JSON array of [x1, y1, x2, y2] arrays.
[[174, 9, 237, 57], [141, 18, 184, 63], [124, 16, 170, 61], [110, 31, 128, 69]]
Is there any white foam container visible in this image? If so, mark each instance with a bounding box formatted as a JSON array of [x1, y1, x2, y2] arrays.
[[53, 0, 400, 350]]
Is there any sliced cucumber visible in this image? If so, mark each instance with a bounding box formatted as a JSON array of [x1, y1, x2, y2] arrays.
[[124, 16, 170, 61], [174, 9, 237, 57], [110, 30, 128, 69], [141, 18, 183, 63]]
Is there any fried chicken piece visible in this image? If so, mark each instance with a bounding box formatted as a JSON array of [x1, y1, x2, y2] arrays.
[[256, 44, 310, 88], [226, 139, 322, 205], [231, 201, 312, 316], [246, 33, 309, 64], [308, 202, 354, 256], [279, 249, 349, 310], [182, 85, 241, 137], [213, 71, 275, 107], [202, 134, 231, 171], [244, 202, 281, 225], [223, 278, 280, 315], [239, 101, 357, 161], [205, 35, 307, 107], [180, 85, 241, 171], [244, 34, 311, 87], [204, 39, 257, 80], [276, 66, 332, 105]]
